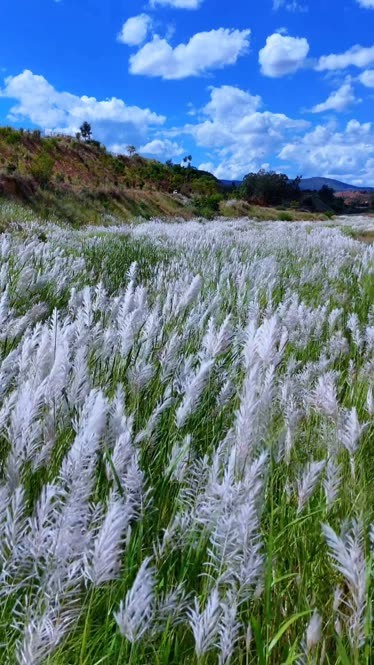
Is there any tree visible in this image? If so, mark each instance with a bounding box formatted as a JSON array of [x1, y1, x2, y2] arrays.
[[80, 122, 92, 141], [241, 169, 301, 206], [127, 145, 137, 157], [318, 185, 336, 205], [318, 185, 344, 213], [183, 155, 192, 168]]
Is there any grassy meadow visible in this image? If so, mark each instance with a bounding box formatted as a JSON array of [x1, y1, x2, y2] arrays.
[[0, 206, 373, 664]]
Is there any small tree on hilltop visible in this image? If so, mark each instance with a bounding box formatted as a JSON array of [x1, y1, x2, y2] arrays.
[[80, 122, 92, 142], [127, 145, 137, 157]]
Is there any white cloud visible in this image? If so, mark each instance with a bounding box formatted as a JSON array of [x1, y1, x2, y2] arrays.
[[273, 0, 308, 12], [279, 119, 374, 184], [118, 15, 152, 46], [356, 0, 374, 7], [0, 70, 165, 147], [359, 69, 374, 87], [316, 45, 374, 71], [259, 33, 309, 77], [129, 28, 251, 79], [139, 138, 184, 158], [203, 85, 262, 121], [173, 85, 309, 179], [150, 0, 203, 7], [310, 83, 359, 113]]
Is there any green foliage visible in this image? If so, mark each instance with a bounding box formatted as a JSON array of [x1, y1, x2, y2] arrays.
[[112, 157, 126, 175], [241, 169, 302, 206], [30, 151, 55, 186], [193, 193, 223, 219], [318, 185, 345, 213], [6, 131, 21, 145], [44, 137, 59, 152], [0, 127, 22, 144], [278, 211, 293, 221], [80, 121, 92, 141], [88, 139, 104, 150]]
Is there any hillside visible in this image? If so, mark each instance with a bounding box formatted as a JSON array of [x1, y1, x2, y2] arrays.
[[2, 127, 369, 224], [299, 176, 374, 192], [0, 127, 220, 223]]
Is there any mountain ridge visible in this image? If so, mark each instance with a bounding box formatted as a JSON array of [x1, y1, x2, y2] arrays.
[[219, 176, 374, 192], [299, 177, 374, 192]]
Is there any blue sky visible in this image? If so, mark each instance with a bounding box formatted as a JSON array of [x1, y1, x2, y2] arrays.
[[0, 0, 373, 183]]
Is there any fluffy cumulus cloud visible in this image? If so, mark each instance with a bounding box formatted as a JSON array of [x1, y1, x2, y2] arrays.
[[356, 0, 374, 7], [118, 15, 152, 46], [259, 33, 309, 77], [311, 82, 359, 113], [139, 138, 184, 157], [279, 119, 374, 185], [359, 69, 374, 86], [150, 0, 203, 7], [173, 84, 309, 179], [129, 28, 251, 79], [0, 70, 165, 147], [316, 45, 374, 71]]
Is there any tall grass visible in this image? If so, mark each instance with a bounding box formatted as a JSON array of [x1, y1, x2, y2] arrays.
[[0, 215, 373, 664]]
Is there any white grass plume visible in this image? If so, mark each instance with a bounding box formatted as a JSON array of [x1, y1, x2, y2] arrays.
[[323, 457, 342, 510], [176, 359, 213, 428], [297, 460, 325, 513], [188, 587, 221, 658], [176, 275, 202, 317], [218, 590, 241, 665], [322, 520, 367, 648], [84, 492, 133, 586], [114, 557, 155, 643]]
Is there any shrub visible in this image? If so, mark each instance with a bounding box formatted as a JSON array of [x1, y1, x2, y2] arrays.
[[44, 137, 59, 152], [30, 152, 55, 186], [278, 212, 293, 221], [88, 139, 102, 150], [0, 127, 19, 142], [112, 158, 126, 175], [5, 131, 21, 145], [193, 193, 223, 219]]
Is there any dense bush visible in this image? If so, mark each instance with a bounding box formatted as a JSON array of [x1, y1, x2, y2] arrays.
[[0, 127, 21, 144], [241, 169, 302, 206], [30, 151, 55, 186], [193, 193, 223, 218]]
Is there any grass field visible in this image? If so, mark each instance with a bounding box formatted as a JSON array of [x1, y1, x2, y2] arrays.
[[0, 210, 373, 664]]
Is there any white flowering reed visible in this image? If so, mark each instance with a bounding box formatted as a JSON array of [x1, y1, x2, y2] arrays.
[[0, 212, 372, 663]]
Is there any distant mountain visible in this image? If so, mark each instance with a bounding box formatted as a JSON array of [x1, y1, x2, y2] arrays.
[[300, 177, 374, 192], [219, 179, 242, 188], [219, 176, 373, 192]]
